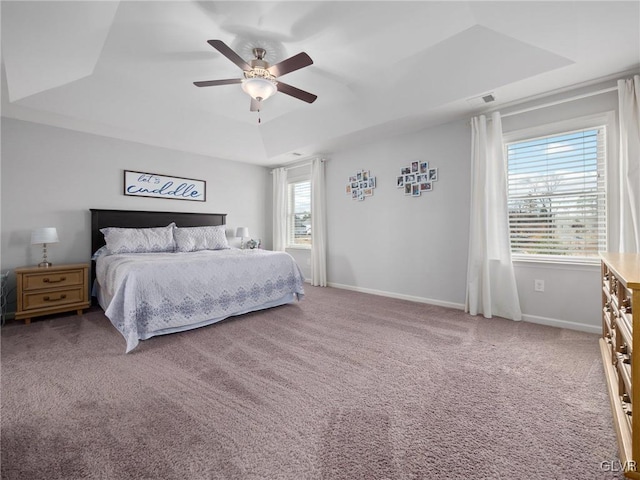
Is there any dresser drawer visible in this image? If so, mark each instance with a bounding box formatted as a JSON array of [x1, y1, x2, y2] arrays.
[[22, 269, 84, 290], [21, 286, 85, 311], [600, 253, 640, 474]]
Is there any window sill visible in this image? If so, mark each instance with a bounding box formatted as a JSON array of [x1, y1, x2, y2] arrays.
[[286, 245, 311, 251], [512, 254, 600, 268]]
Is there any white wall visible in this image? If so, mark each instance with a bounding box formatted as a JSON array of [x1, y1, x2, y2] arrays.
[[2, 80, 625, 333], [502, 85, 619, 333], [324, 82, 622, 332], [1, 118, 270, 311], [326, 118, 471, 309]]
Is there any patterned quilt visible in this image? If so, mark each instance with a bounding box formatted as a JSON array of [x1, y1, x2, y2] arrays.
[[96, 249, 305, 352]]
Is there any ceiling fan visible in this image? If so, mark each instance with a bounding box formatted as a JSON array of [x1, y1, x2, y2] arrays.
[[194, 39, 317, 115]]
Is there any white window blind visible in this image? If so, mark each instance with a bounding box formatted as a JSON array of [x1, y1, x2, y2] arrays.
[[287, 180, 311, 247], [506, 126, 606, 259]]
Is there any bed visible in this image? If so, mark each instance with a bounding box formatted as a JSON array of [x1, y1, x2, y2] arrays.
[[90, 209, 305, 353]]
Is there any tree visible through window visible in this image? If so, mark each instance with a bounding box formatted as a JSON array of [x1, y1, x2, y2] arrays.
[[506, 126, 606, 259], [288, 180, 311, 247]]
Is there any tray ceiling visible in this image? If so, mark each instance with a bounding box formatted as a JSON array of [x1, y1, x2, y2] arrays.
[[2, 1, 639, 166]]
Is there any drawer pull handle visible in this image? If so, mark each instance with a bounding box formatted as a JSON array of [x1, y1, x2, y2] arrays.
[[43, 294, 67, 301], [43, 277, 66, 283]]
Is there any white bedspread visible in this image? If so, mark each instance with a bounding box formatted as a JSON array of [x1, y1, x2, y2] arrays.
[[96, 249, 305, 352]]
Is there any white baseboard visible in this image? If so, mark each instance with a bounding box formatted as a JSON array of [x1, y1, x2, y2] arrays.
[[327, 282, 465, 311], [326, 282, 600, 335], [521, 313, 601, 334]]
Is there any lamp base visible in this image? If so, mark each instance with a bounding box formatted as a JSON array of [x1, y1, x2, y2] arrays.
[[38, 262, 53, 268]]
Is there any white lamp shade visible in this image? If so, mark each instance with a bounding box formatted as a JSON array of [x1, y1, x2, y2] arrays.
[[236, 227, 250, 238], [241, 77, 277, 101], [31, 227, 59, 245]]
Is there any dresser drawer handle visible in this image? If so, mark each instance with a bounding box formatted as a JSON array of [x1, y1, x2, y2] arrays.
[[43, 277, 66, 283], [43, 294, 67, 301]]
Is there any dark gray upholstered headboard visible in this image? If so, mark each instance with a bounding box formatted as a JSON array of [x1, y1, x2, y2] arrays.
[[90, 209, 227, 294]]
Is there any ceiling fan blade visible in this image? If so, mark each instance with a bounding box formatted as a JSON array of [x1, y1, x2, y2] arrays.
[[193, 79, 242, 87], [267, 52, 313, 77], [207, 39, 251, 71], [276, 81, 317, 103], [250, 98, 261, 112]]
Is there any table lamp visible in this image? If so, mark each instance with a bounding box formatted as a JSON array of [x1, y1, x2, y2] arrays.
[[236, 227, 249, 249], [31, 227, 59, 267]]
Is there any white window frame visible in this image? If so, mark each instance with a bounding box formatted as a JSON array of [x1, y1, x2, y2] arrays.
[[503, 112, 614, 265], [286, 178, 312, 250]]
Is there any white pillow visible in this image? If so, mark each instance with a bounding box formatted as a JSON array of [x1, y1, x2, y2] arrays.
[[174, 225, 229, 252], [100, 223, 175, 254]]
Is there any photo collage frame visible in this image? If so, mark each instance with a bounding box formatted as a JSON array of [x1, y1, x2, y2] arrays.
[[345, 169, 377, 201], [396, 161, 438, 197]]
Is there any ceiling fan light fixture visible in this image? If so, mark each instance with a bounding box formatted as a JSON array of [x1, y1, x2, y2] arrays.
[[241, 77, 277, 102], [194, 40, 316, 108]]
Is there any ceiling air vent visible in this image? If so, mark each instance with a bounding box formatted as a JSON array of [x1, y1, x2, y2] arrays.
[[466, 92, 496, 107]]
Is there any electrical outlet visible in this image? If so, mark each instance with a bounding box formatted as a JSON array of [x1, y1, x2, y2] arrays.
[[534, 279, 545, 292]]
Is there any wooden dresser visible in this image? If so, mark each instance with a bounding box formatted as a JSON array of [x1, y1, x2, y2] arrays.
[[601, 253, 640, 478], [15, 263, 90, 325]]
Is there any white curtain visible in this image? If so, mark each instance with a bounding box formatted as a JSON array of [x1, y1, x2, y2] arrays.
[[310, 158, 327, 286], [466, 112, 522, 320], [617, 75, 640, 253], [272, 167, 288, 252]]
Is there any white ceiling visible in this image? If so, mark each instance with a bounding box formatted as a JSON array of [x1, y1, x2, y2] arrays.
[[2, 1, 639, 167]]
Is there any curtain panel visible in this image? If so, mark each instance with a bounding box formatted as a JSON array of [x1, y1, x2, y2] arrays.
[[618, 75, 640, 253], [311, 158, 327, 286], [272, 167, 288, 252], [466, 113, 522, 321]]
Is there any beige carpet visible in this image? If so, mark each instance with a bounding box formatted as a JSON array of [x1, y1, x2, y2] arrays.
[[1, 286, 623, 479]]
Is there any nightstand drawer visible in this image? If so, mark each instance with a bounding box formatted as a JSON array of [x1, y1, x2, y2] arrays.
[[22, 286, 85, 311], [22, 269, 84, 290]]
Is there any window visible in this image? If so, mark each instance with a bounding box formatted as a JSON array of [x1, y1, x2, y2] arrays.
[[287, 180, 311, 247], [506, 125, 606, 261]]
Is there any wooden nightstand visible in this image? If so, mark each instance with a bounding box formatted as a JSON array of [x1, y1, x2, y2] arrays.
[[15, 263, 90, 325]]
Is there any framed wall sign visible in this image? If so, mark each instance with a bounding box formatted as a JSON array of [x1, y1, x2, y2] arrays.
[[124, 170, 206, 202]]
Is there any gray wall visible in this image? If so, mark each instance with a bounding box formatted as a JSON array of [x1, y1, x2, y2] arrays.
[[1, 118, 270, 311], [1, 79, 624, 333], [502, 86, 619, 333], [326, 118, 471, 309], [324, 83, 621, 333]]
